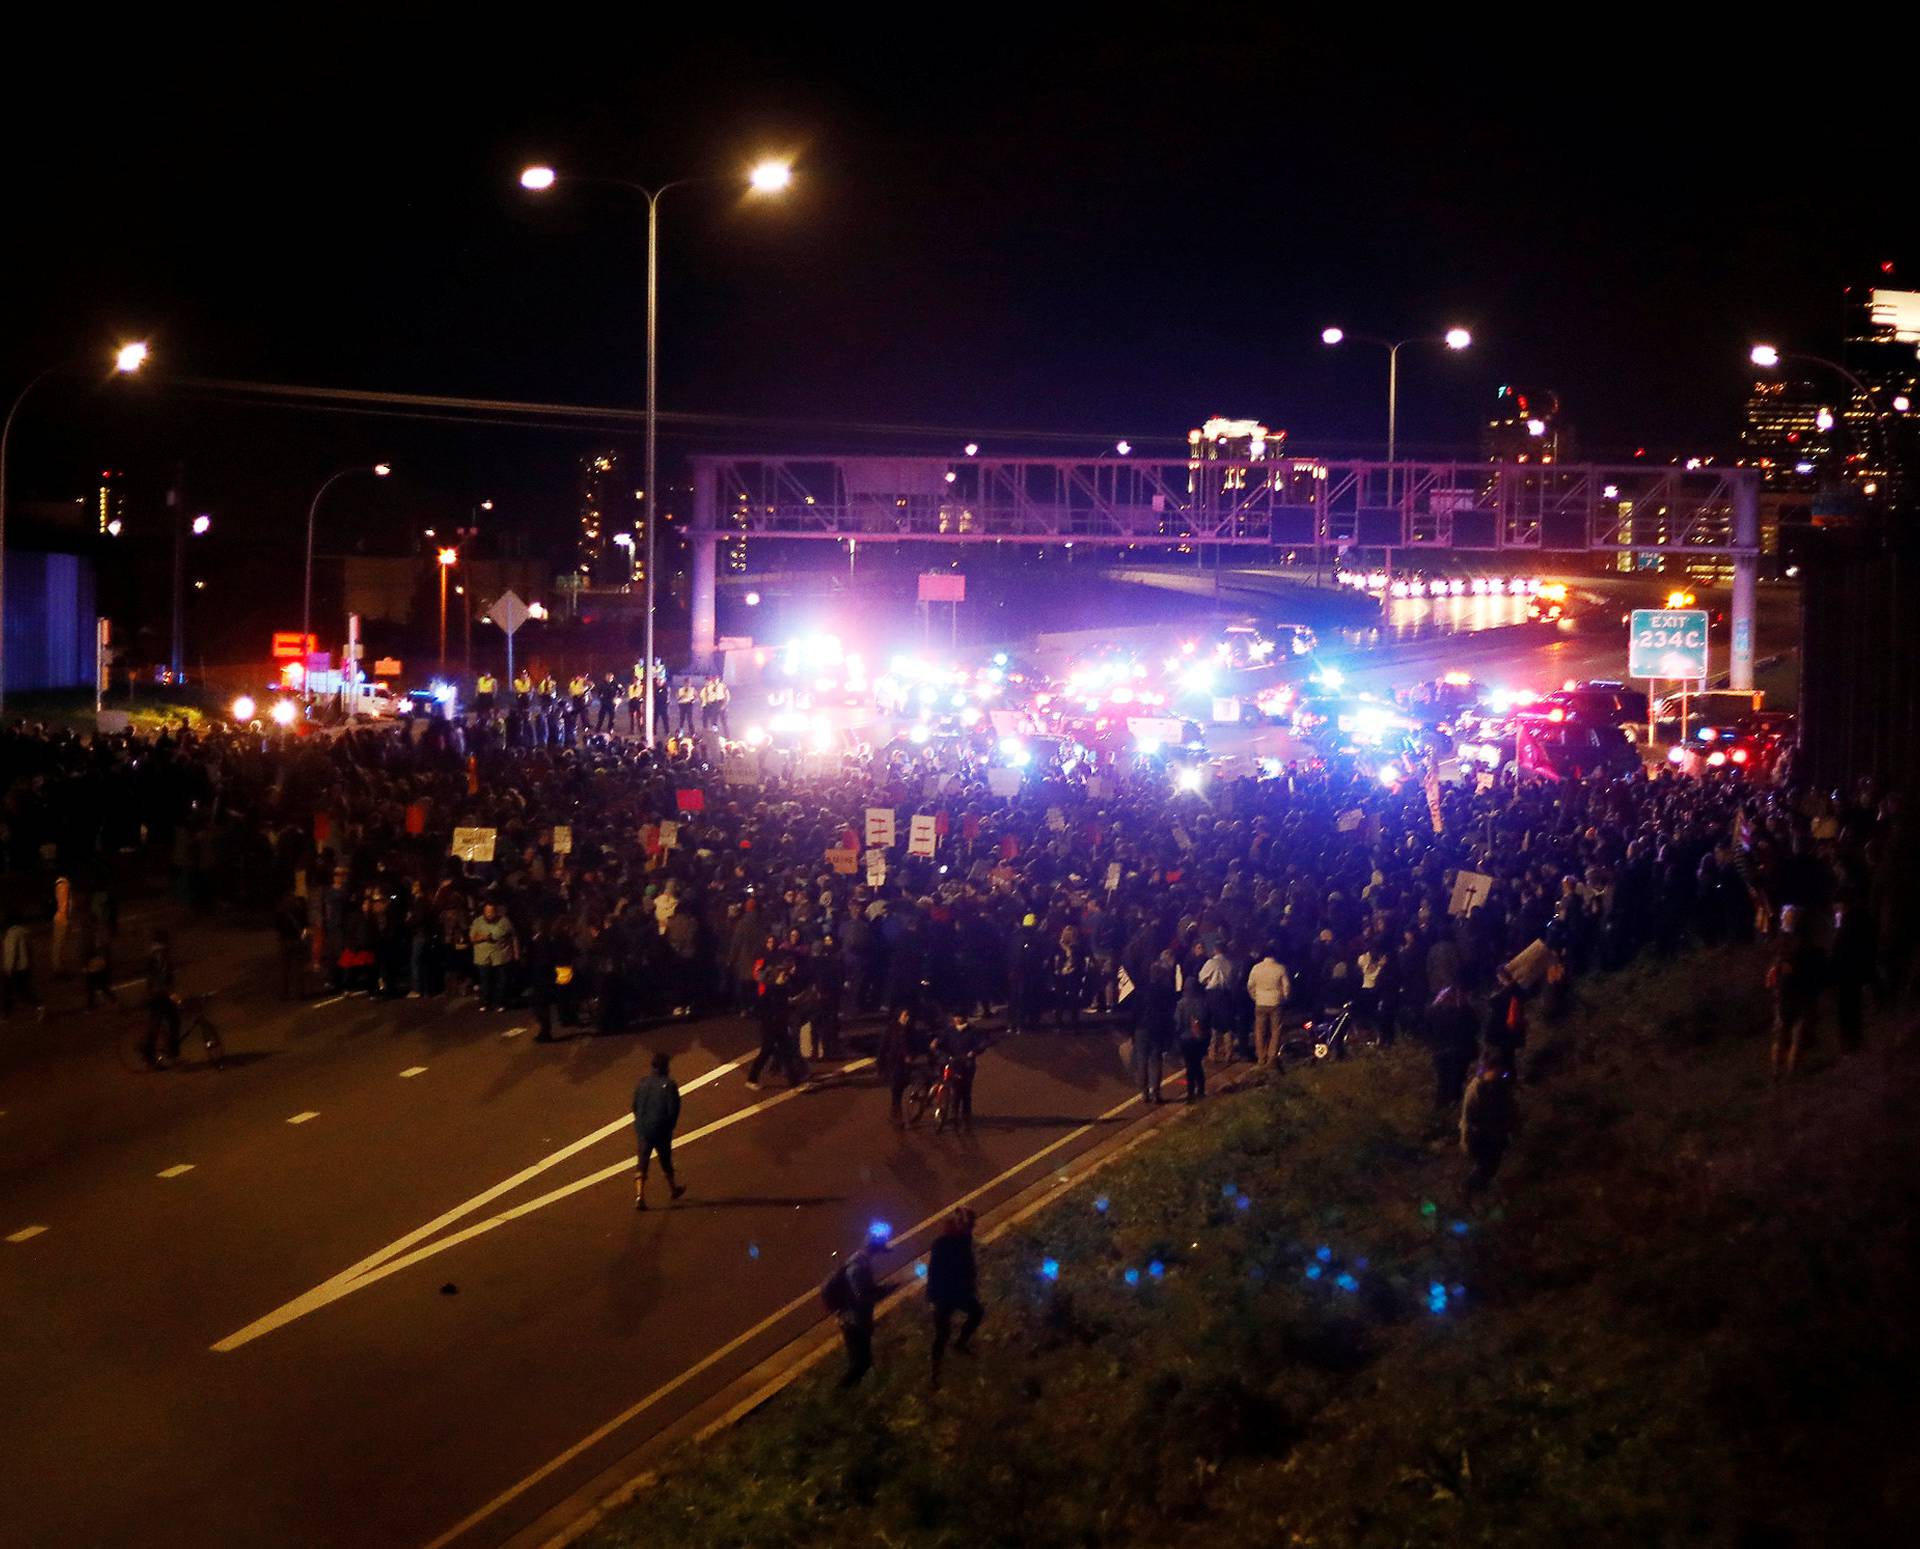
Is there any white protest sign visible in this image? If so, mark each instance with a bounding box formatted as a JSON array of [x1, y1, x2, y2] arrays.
[[1105, 862, 1122, 892], [1449, 870, 1494, 916], [1046, 806, 1067, 832], [864, 807, 897, 849], [987, 768, 1022, 797], [1336, 807, 1365, 833], [908, 814, 938, 857], [1172, 824, 1193, 851], [450, 827, 497, 863], [658, 820, 680, 850], [723, 750, 761, 786]]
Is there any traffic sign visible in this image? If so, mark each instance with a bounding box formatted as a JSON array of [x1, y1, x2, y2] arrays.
[[1628, 609, 1709, 680], [272, 631, 318, 660], [490, 590, 530, 636]]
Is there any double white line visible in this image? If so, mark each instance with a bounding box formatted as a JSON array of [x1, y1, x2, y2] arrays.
[[210, 1055, 868, 1353]]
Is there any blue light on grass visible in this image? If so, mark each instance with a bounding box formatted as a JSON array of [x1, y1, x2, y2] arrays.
[[1123, 1267, 1141, 1287], [1093, 1195, 1109, 1214], [1234, 1195, 1251, 1212], [1148, 1260, 1165, 1280], [747, 1243, 760, 1260], [1335, 1272, 1358, 1292], [1040, 1258, 1060, 1282], [868, 1220, 893, 1243], [1221, 1182, 1239, 1198], [1449, 1219, 1469, 1237], [914, 1262, 928, 1279], [1355, 1256, 1370, 1271], [1315, 1244, 1332, 1263], [1305, 1263, 1323, 1280]]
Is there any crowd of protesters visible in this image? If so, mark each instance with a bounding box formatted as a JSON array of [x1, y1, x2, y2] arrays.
[[1, 701, 1910, 1121]]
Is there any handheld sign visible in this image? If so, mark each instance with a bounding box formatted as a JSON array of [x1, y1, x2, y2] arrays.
[[450, 827, 497, 863], [864, 807, 897, 849]]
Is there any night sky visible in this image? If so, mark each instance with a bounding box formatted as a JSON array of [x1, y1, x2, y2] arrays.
[[3, 25, 1911, 645]]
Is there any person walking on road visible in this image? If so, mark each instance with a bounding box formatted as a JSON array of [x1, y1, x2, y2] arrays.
[[1132, 952, 1177, 1102], [631, 1051, 687, 1210], [1246, 945, 1290, 1067], [469, 900, 515, 1012], [822, 1223, 888, 1387], [927, 1206, 983, 1389], [2, 914, 44, 1021]]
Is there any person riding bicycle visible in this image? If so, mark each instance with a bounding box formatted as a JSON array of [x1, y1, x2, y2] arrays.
[[929, 1013, 983, 1132]]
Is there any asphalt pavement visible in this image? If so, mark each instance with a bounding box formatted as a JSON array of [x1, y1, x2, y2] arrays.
[[0, 907, 1160, 1549]]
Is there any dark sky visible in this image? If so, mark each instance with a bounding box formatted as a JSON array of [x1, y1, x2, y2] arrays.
[[3, 22, 1912, 636]]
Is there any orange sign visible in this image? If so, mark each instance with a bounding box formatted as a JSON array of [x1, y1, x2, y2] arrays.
[[272, 632, 318, 660]]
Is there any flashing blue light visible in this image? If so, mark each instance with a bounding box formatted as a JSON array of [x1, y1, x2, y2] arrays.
[[1221, 1182, 1239, 1198], [1429, 1281, 1445, 1298], [747, 1243, 760, 1260], [1040, 1258, 1060, 1282], [1094, 1195, 1110, 1214], [1123, 1267, 1140, 1286], [1234, 1194, 1251, 1212], [868, 1220, 893, 1243], [1335, 1272, 1359, 1292], [1148, 1260, 1165, 1280], [1305, 1263, 1323, 1280], [1449, 1219, 1469, 1236], [914, 1262, 928, 1279], [1450, 1284, 1466, 1299], [1315, 1245, 1332, 1263]]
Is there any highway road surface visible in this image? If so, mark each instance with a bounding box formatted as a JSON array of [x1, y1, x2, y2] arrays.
[[0, 580, 1798, 1547]]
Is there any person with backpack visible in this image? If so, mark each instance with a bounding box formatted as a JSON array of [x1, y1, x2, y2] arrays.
[[630, 1051, 687, 1210], [822, 1223, 889, 1386], [927, 1207, 983, 1389]]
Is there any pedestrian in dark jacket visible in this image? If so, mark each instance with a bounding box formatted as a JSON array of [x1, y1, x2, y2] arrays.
[[1133, 953, 1177, 1102], [927, 1207, 983, 1388], [1461, 1049, 1519, 1199], [631, 1052, 687, 1209], [825, 1225, 889, 1386], [1427, 984, 1478, 1110]]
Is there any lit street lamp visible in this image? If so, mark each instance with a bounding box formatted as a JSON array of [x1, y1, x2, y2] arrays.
[[437, 546, 458, 674], [0, 340, 147, 714], [521, 155, 793, 746], [304, 462, 390, 692], [1320, 325, 1473, 468]]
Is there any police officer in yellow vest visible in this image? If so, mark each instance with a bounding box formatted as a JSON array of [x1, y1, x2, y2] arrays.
[[474, 671, 497, 716], [675, 676, 697, 735]]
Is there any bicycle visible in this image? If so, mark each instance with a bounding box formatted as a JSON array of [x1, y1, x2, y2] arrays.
[[901, 1058, 935, 1127], [135, 991, 225, 1071], [179, 994, 226, 1068]]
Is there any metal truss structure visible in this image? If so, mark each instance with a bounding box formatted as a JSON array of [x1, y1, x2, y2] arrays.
[[690, 455, 1759, 555], [684, 454, 1761, 688]]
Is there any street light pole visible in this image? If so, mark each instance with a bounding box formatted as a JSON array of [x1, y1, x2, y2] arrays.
[[521, 158, 791, 749], [0, 343, 147, 716], [304, 463, 389, 694], [437, 547, 458, 675]]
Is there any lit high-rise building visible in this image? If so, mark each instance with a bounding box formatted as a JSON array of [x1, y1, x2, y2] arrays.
[[576, 452, 649, 587], [96, 469, 127, 535]]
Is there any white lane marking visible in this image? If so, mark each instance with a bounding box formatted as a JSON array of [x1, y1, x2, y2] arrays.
[[310, 995, 348, 1009], [399, 1067, 429, 1079], [500, 1026, 529, 1039], [287, 1112, 320, 1125], [421, 1080, 1152, 1549], [113, 977, 146, 991], [157, 1163, 196, 1179], [211, 1053, 757, 1353], [7, 1225, 49, 1243]]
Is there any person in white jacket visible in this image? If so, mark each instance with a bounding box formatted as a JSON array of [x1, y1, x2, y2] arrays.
[[1246, 949, 1291, 1067]]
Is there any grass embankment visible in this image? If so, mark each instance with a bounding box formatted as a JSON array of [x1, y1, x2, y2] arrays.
[[587, 948, 1920, 1548]]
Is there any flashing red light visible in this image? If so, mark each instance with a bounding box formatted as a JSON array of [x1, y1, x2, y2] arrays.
[[1882, 261, 1896, 274], [1730, 747, 1749, 765], [1634, 447, 1646, 458], [1547, 707, 1565, 723]]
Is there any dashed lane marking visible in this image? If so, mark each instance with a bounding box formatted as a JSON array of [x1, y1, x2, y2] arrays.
[[417, 1079, 1150, 1549], [310, 995, 348, 1009], [287, 1112, 319, 1125], [210, 1052, 775, 1352], [113, 977, 145, 991], [399, 1066, 428, 1079], [7, 1225, 49, 1243], [500, 1026, 529, 1039], [157, 1163, 196, 1179]]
